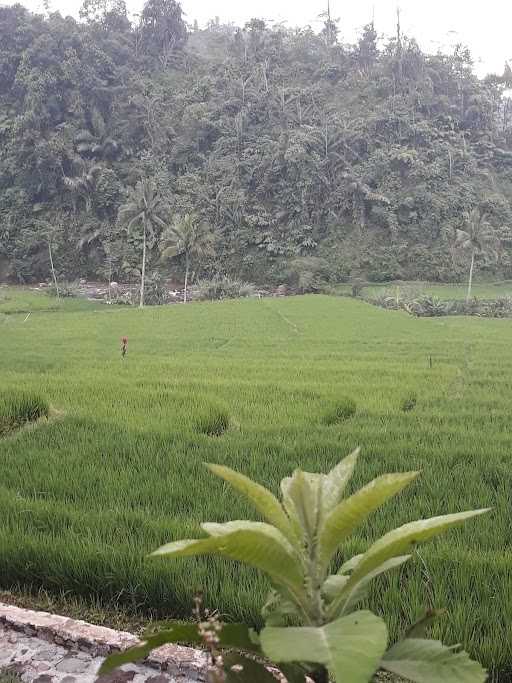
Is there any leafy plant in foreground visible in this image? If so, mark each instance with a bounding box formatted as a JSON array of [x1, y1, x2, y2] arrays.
[[100, 449, 488, 682]]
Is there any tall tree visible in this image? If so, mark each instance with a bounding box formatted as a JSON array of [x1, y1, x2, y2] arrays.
[[118, 179, 167, 307], [455, 208, 500, 302], [139, 0, 187, 66], [160, 213, 214, 303], [32, 216, 67, 297]]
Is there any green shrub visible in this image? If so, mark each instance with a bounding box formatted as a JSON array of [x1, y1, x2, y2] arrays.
[[238, 282, 258, 298], [479, 297, 512, 318], [144, 272, 170, 305], [195, 406, 230, 436], [370, 292, 401, 310], [0, 391, 49, 436], [322, 398, 356, 425], [48, 281, 80, 298], [196, 276, 256, 301], [285, 257, 331, 293]]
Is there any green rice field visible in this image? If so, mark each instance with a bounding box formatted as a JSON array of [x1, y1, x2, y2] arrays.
[[1, 287, 512, 679], [338, 279, 512, 300]]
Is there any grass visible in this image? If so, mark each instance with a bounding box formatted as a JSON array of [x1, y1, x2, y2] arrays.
[[0, 391, 50, 436], [360, 279, 512, 301], [321, 397, 357, 425], [1, 288, 512, 679], [0, 285, 102, 315]]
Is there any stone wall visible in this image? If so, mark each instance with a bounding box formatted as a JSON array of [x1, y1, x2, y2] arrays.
[[0, 602, 207, 683]]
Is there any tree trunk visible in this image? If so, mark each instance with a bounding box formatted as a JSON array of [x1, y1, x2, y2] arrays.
[[466, 249, 475, 303], [48, 240, 59, 300], [140, 222, 146, 308], [108, 249, 112, 304], [184, 253, 189, 304]]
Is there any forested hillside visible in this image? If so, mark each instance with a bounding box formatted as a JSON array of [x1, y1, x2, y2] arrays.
[[1, 0, 512, 287]]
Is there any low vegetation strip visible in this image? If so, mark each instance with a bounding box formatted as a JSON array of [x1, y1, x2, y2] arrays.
[[0, 294, 511, 678], [0, 392, 49, 438]]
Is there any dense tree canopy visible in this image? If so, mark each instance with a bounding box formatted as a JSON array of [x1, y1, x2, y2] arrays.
[[1, 1, 512, 287]]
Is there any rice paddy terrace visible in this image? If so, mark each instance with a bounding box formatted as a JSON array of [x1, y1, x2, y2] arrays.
[[1, 287, 512, 679]]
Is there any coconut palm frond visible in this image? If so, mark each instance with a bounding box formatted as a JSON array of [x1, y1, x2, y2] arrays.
[[77, 227, 103, 250], [160, 213, 214, 262], [160, 244, 182, 260]]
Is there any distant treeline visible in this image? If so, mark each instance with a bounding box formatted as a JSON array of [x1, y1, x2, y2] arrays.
[[1, 0, 512, 287]]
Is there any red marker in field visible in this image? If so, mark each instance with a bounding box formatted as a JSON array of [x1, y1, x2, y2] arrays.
[[121, 336, 128, 358]]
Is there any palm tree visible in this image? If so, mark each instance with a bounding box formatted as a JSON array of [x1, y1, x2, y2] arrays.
[[160, 213, 214, 303], [34, 217, 64, 300], [74, 108, 121, 161], [118, 179, 167, 307], [455, 208, 500, 303], [63, 163, 103, 214]]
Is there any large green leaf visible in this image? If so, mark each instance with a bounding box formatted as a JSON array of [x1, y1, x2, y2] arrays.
[[381, 638, 487, 682], [143, 621, 261, 653], [222, 651, 279, 683], [405, 610, 447, 639], [99, 623, 201, 674], [319, 471, 419, 569], [281, 469, 316, 540], [262, 588, 303, 626], [279, 663, 310, 683], [331, 509, 489, 615], [321, 574, 349, 601], [152, 521, 304, 593], [281, 451, 361, 540], [206, 463, 294, 540], [100, 623, 268, 677], [338, 553, 364, 574], [281, 449, 359, 539], [260, 611, 388, 683], [326, 555, 411, 618], [322, 448, 360, 511]]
